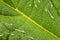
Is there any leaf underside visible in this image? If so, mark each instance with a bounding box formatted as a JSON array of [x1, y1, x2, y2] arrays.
[[0, 0, 60, 40]]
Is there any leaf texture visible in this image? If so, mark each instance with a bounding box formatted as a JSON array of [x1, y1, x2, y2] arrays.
[[0, 0, 60, 40]]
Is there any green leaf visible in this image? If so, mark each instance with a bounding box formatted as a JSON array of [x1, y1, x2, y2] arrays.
[[0, 0, 60, 40]]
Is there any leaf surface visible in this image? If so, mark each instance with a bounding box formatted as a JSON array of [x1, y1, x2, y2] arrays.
[[0, 0, 60, 40]]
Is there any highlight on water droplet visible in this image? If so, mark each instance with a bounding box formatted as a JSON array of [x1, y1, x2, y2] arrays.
[[29, 36, 34, 40], [48, 0, 53, 7], [15, 29, 25, 33], [38, 0, 40, 3], [34, 1, 38, 8], [50, 4, 53, 7], [4, 23, 13, 26], [0, 34, 3, 37], [45, 8, 54, 19], [29, 4, 31, 7], [35, 4, 37, 8], [10, 33, 14, 36]]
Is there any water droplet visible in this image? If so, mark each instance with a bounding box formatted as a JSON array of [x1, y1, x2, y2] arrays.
[[29, 36, 34, 40], [48, 0, 53, 7], [45, 8, 48, 12], [4, 23, 13, 26], [50, 15, 54, 18], [35, 4, 37, 8], [45, 8, 54, 19], [0, 35, 3, 37], [29, 4, 31, 7], [34, 1, 37, 8], [10, 24, 13, 25], [10, 33, 14, 35], [15, 29, 25, 33], [38, 0, 40, 3], [51, 4, 53, 7]]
